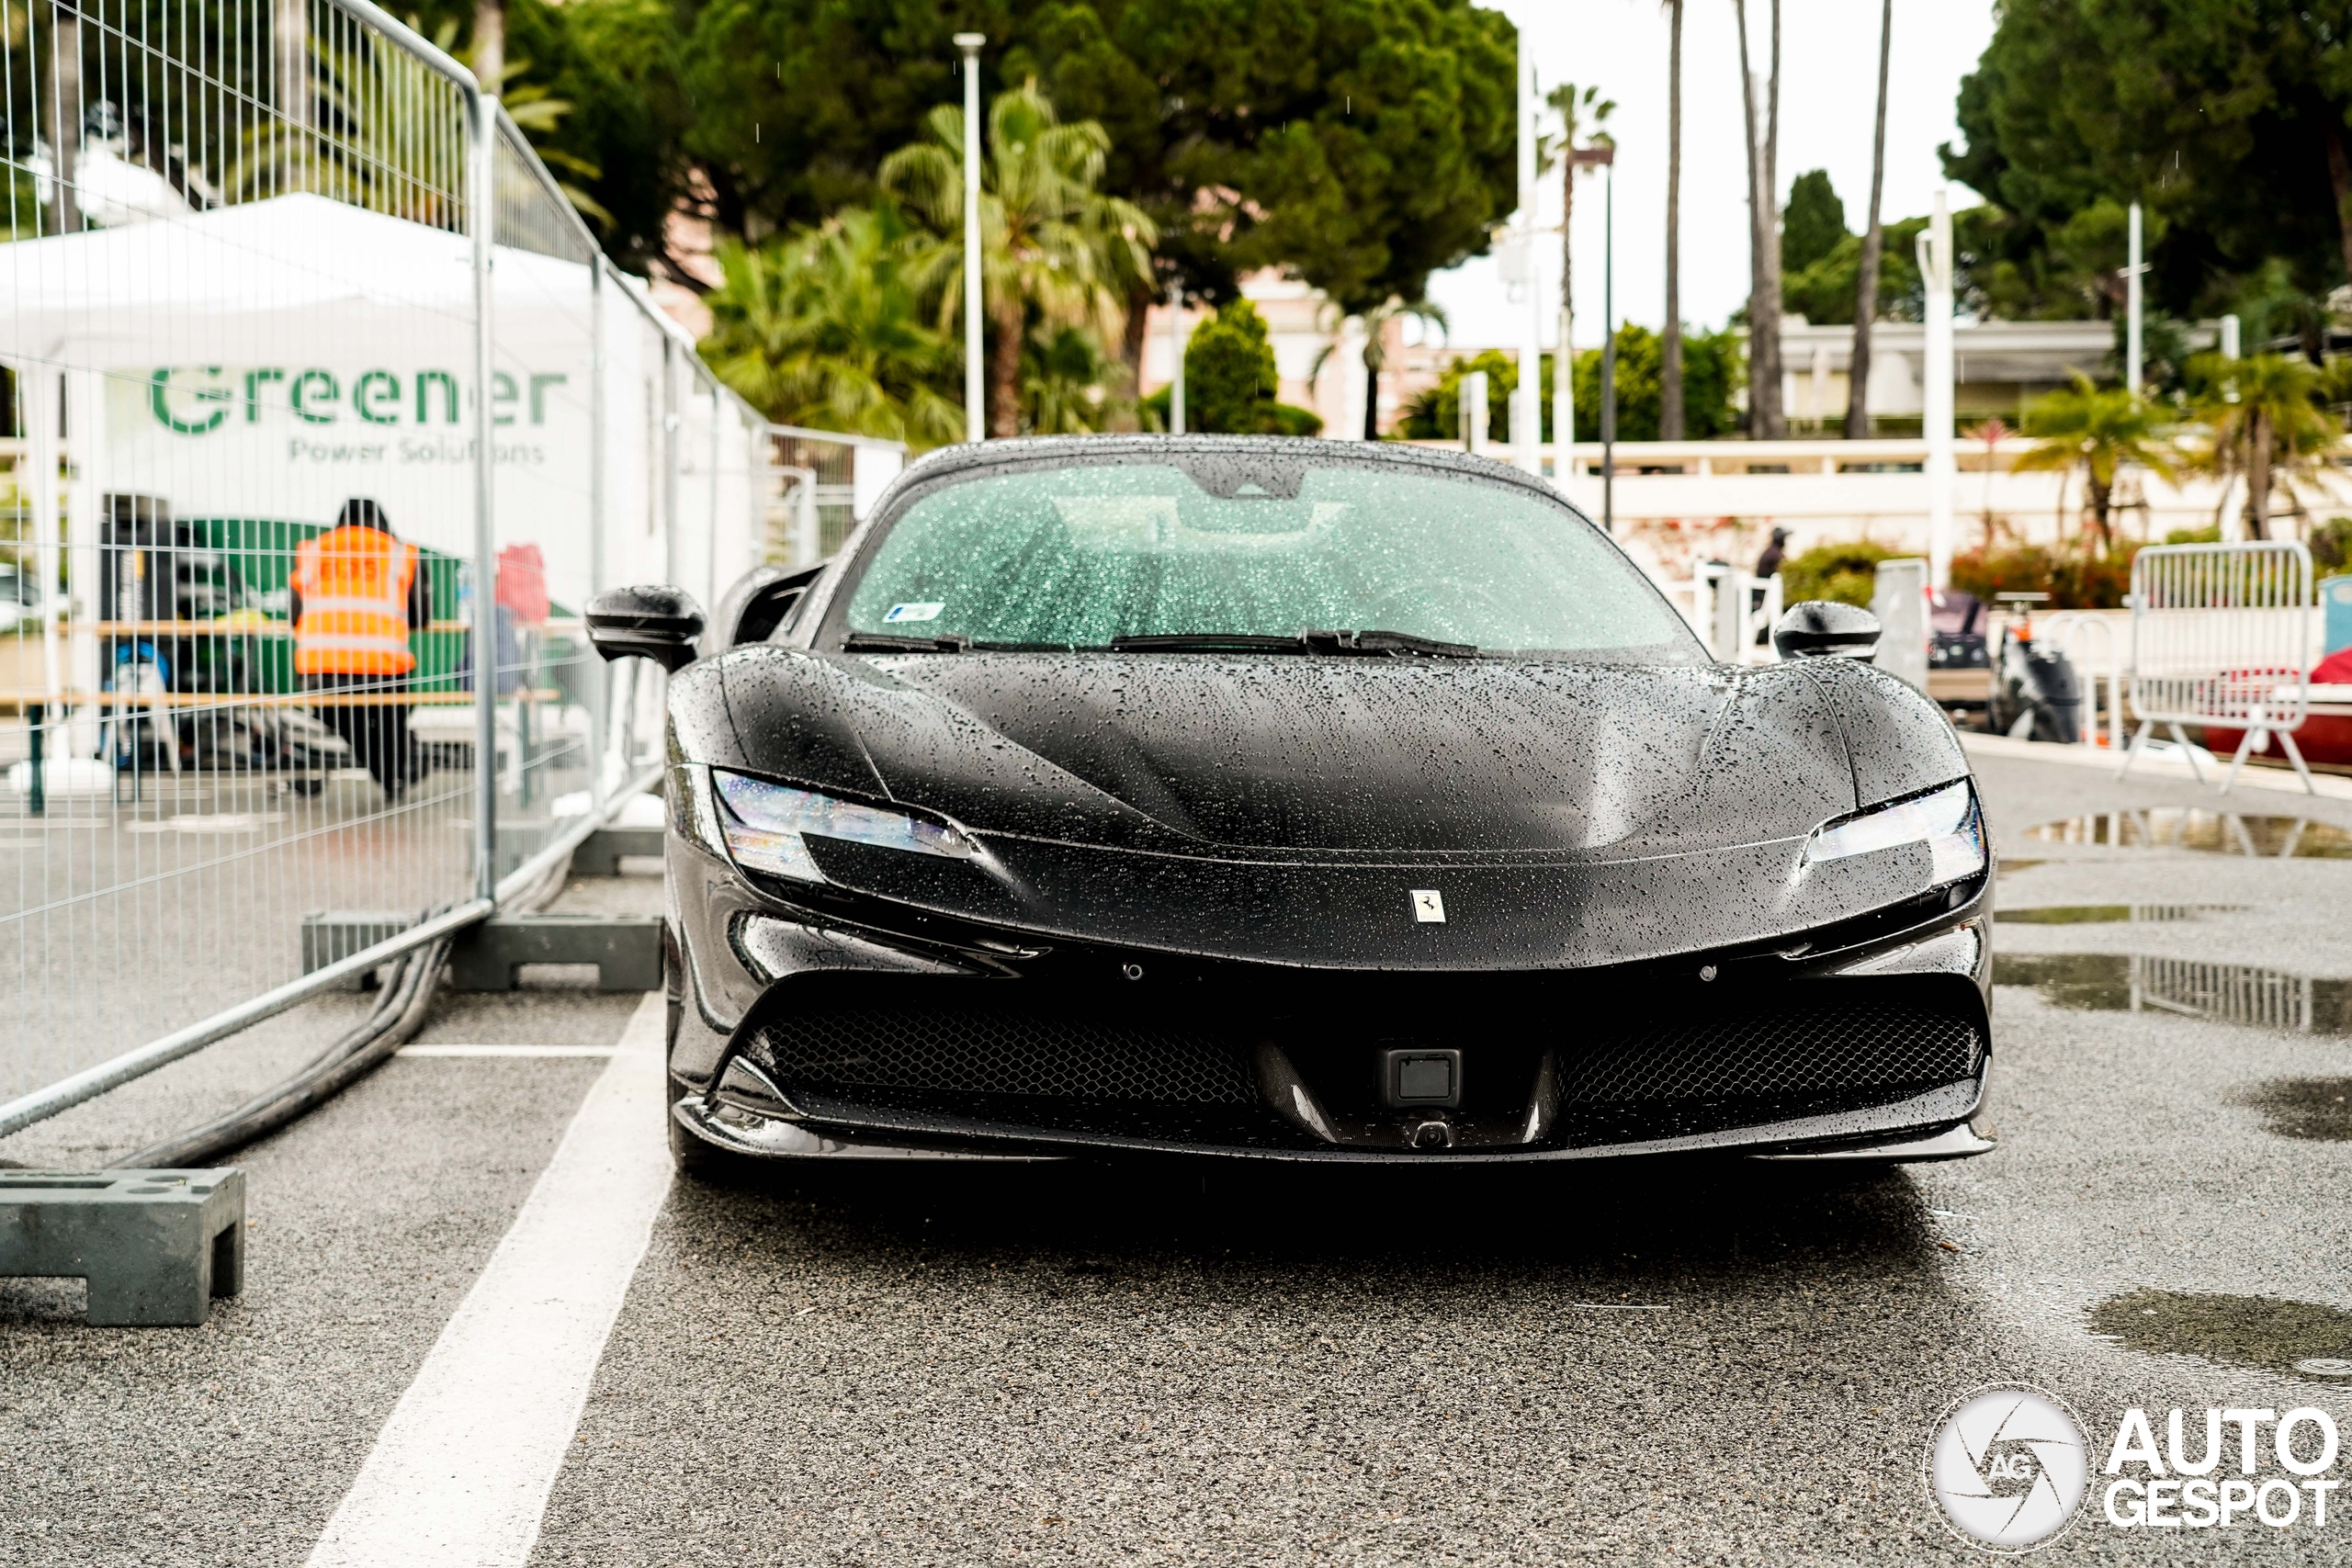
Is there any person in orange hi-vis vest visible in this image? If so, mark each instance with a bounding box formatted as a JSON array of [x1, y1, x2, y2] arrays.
[[291, 499, 431, 797]]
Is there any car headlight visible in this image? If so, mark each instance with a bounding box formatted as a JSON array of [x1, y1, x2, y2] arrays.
[[710, 769, 975, 884], [1806, 779, 1985, 886]]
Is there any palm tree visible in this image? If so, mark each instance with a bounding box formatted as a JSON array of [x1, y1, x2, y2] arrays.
[[2011, 374, 2179, 549], [1659, 2, 1685, 439], [698, 206, 965, 448], [1845, 0, 1892, 438], [1320, 295, 1450, 439], [882, 82, 1157, 438], [1734, 0, 1785, 439], [2187, 353, 2344, 539], [1023, 324, 1124, 434]]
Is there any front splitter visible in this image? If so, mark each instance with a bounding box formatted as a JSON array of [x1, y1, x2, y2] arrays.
[[673, 1077, 1986, 1166]]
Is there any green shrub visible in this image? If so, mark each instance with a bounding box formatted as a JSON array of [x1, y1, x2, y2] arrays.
[[1566, 323, 1744, 441], [2311, 518, 2352, 575], [1950, 543, 2138, 608], [1781, 541, 1898, 608], [1138, 299, 1321, 436], [1396, 349, 1530, 442]]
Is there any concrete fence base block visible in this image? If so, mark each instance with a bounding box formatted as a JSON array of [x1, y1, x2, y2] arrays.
[[0, 1168, 246, 1326], [569, 825, 664, 876], [448, 913, 663, 992]]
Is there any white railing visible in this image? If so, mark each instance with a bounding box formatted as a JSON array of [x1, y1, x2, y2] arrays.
[[1667, 567, 1782, 664], [2036, 611, 2127, 752], [2120, 541, 2316, 793]]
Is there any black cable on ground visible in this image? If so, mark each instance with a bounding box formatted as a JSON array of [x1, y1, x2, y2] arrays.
[[125, 927, 457, 1169], [113, 831, 582, 1169]]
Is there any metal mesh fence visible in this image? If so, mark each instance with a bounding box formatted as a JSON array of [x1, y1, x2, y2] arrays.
[[0, 0, 775, 1119], [768, 424, 906, 563]]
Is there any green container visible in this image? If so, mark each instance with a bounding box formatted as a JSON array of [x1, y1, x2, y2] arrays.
[[184, 518, 470, 694]]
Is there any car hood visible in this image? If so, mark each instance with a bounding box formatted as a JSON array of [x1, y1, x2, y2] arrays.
[[703, 649, 1890, 858]]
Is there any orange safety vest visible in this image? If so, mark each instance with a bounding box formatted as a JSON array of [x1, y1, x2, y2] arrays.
[[292, 525, 418, 676]]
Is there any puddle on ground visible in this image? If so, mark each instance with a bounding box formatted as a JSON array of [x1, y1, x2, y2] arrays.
[[2227, 1077, 2352, 1141], [2091, 1290, 2352, 1382], [1996, 905, 2245, 925], [1996, 953, 2352, 1034], [2022, 810, 2352, 857]]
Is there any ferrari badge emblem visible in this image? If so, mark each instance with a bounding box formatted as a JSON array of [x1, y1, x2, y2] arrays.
[[1411, 889, 1445, 923]]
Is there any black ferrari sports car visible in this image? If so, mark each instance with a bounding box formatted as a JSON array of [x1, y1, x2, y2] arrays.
[[587, 436, 1994, 1169]]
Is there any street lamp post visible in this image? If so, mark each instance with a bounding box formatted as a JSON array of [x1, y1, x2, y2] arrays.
[[1566, 141, 1613, 517], [2126, 200, 2144, 397], [1600, 153, 1616, 536], [1515, 47, 1544, 478], [1918, 186, 1955, 589], [1168, 283, 1186, 434], [954, 32, 986, 442]]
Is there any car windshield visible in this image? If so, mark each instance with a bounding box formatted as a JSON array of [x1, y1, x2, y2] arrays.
[[834, 458, 1702, 660]]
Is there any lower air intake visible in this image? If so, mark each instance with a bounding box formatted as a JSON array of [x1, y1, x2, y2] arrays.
[[752, 998, 1257, 1107], [1560, 1002, 1982, 1112]]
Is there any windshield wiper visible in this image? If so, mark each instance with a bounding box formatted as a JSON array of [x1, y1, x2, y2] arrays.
[[1104, 629, 1480, 657], [1107, 633, 1309, 653], [842, 631, 972, 653], [1303, 628, 1480, 658]]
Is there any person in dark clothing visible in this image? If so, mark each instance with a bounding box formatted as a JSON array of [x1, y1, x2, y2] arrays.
[[290, 499, 430, 798], [1756, 526, 1792, 579]]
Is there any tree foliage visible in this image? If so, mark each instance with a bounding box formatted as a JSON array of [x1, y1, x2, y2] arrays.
[[1782, 215, 1927, 326], [881, 82, 1154, 435], [2184, 351, 2346, 538], [1781, 541, 1896, 609], [1396, 348, 1544, 443], [2010, 375, 2179, 548], [697, 206, 964, 447], [1566, 324, 1743, 442], [1945, 0, 2352, 321], [1143, 300, 1322, 434], [1781, 169, 1846, 276], [670, 0, 1517, 315], [1951, 542, 2139, 610], [390, 0, 689, 275]]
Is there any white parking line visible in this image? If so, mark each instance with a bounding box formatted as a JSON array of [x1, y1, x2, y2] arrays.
[[306, 991, 672, 1568], [397, 1043, 620, 1057]]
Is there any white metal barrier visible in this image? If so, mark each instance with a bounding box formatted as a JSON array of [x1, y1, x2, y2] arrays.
[[2036, 611, 2125, 752], [2120, 541, 2316, 794], [2134, 954, 2312, 1034], [1676, 566, 1783, 664], [1870, 558, 1929, 693]]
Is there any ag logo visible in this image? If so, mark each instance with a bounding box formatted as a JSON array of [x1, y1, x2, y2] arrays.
[[1923, 1383, 2090, 1552]]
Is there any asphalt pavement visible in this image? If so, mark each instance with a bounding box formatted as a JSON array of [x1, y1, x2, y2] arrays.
[[7, 745, 2352, 1564]]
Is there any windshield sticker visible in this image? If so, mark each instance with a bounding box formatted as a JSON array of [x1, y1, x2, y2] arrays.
[[883, 602, 945, 624]]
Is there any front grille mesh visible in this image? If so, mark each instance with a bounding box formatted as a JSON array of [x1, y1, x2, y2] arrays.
[[753, 1000, 1256, 1105], [1561, 1004, 1981, 1105], [748, 987, 1982, 1145]]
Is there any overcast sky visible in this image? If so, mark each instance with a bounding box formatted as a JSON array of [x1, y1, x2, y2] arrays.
[[1421, 0, 1998, 350]]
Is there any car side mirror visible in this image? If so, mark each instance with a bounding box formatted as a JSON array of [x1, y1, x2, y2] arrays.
[[585, 585, 705, 672], [1771, 600, 1883, 661]]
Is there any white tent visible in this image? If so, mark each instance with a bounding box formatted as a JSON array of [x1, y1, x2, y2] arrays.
[[4, 193, 765, 713], [7, 193, 612, 563]]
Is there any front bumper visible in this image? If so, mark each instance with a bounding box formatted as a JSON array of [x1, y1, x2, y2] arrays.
[[666, 828, 1996, 1165]]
